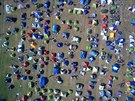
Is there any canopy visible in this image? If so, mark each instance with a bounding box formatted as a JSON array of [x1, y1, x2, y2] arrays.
[[39, 77, 48, 88]]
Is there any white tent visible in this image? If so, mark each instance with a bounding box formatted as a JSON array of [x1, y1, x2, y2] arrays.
[[5, 5, 12, 14], [107, 0, 113, 5]]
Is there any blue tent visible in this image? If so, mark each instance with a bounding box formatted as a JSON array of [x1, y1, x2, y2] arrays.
[[62, 32, 70, 39], [38, 34, 44, 40], [84, 10, 89, 15], [71, 62, 78, 67], [57, 52, 64, 60], [88, 56, 95, 63], [80, 0, 85, 5], [6, 78, 12, 83], [21, 13, 27, 20], [112, 63, 120, 73], [32, 33, 38, 39], [106, 41, 112, 46], [130, 81, 135, 86], [31, 0, 37, 3], [131, 18, 135, 26], [131, 89, 135, 96], [127, 62, 133, 67], [53, 67, 60, 74], [109, 45, 115, 50], [84, 0, 91, 5], [44, 1, 50, 8], [39, 77, 48, 88], [99, 90, 106, 97], [35, 12, 42, 17], [62, 60, 69, 66], [117, 38, 125, 43], [14, 69, 19, 75], [52, 24, 59, 34], [126, 97, 133, 101], [37, 24, 43, 28], [80, 50, 87, 59], [68, 0, 73, 5], [89, 50, 99, 57], [21, 22, 26, 28], [21, 75, 27, 80], [57, 42, 63, 48]]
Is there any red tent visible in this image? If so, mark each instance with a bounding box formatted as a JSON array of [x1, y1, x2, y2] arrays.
[[21, 95, 28, 101], [83, 61, 89, 67], [26, 33, 32, 39], [23, 61, 30, 67], [102, 23, 107, 28], [102, 15, 108, 20], [44, 50, 49, 55]]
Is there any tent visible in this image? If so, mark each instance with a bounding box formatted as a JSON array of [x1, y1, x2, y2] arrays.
[[80, 50, 87, 59], [131, 18, 135, 26], [102, 23, 107, 28], [66, 20, 72, 25], [62, 32, 70, 39], [109, 45, 115, 50], [5, 5, 12, 14], [44, 1, 50, 8], [62, 60, 69, 66], [39, 77, 48, 88], [52, 24, 59, 34], [84, 10, 89, 15], [53, 67, 60, 74], [57, 52, 64, 60], [21, 75, 27, 80], [101, 0, 107, 6], [112, 63, 120, 73], [31, 0, 37, 3], [106, 41, 112, 46], [90, 50, 99, 57], [107, 0, 113, 5], [74, 20, 79, 25], [126, 97, 133, 101]]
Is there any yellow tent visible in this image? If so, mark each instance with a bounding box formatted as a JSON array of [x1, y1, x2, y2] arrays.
[[109, 32, 115, 39], [31, 42, 37, 48]]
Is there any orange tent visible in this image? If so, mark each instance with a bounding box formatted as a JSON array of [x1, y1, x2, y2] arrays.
[[102, 23, 108, 28]]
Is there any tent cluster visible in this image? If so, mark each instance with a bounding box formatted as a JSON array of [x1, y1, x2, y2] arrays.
[[2, 0, 135, 101]]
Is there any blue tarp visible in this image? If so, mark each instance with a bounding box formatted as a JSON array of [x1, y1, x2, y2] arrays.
[[53, 67, 60, 74], [39, 77, 48, 88]]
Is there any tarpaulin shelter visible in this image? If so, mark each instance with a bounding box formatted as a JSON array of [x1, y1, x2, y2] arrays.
[[39, 77, 48, 88], [53, 67, 60, 74], [112, 63, 120, 73]]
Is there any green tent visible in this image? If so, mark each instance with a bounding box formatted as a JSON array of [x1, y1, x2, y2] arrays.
[[74, 26, 79, 32], [68, 89, 73, 94], [68, 9, 73, 14], [47, 95, 53, 100], [73, 10, 77, 14], [77, 10, 83, 14], [111, 5, 117, 10], [41, 88, 47, 94], [27, 91, 33, 97], [74, 20, 79, 25], [86, 46, 92, 50], [66, 20, 72, 25], [48, 88, 53, 94], [126, 74, 133, 79], [44, 56, 49, 61]]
